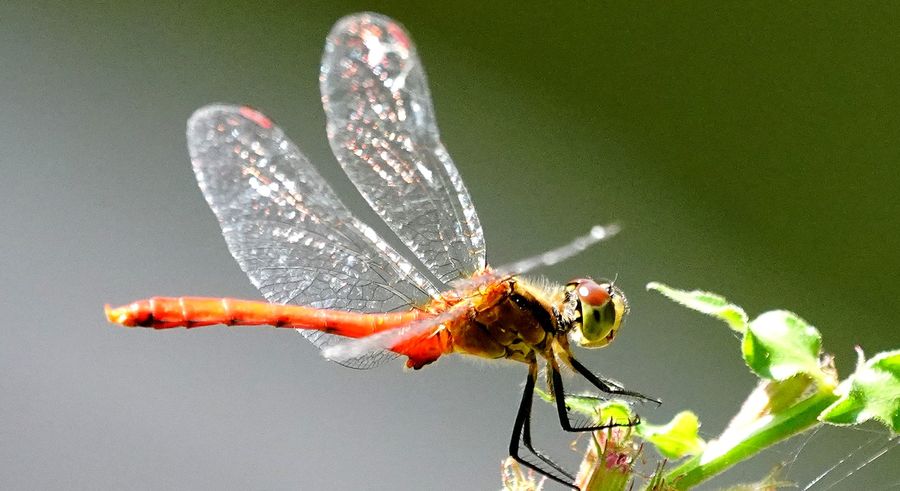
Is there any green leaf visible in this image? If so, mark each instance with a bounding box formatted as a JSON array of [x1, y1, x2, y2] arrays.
[[534, 386, 553, 404], [647, 282, 748, 332], [820, 348, 900, 432], [636, 411, 705, 459], [723, 376, 816, 436], [742, 310, 824, 382], [764, 375, 816, 413], [593, 400, 633, 426]]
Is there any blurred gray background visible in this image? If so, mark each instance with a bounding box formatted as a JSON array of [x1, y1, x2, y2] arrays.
[[2, 2, 897, 490]]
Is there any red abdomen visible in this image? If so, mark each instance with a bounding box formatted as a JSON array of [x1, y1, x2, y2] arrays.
[[106, 296, 427, 337], [106, 297, 452, 368]]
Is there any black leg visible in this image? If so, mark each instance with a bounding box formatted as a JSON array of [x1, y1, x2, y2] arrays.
[[566, 354, 661, 406], [550, 357, 645, 432], [509, 361, 577, 489]]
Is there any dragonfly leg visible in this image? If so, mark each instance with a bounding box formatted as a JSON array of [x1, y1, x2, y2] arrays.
[[565, 354, 661, 406], [549, 357, 645, 432], [509, 361, 577, 489]]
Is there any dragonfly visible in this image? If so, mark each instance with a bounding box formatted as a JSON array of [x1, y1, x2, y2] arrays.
[[105, 12, 657, 489]]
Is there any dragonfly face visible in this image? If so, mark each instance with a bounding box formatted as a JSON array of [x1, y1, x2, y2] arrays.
[[564, 279, 628, 349]]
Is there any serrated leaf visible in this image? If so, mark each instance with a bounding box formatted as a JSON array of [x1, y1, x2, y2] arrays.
[[637, 411, 706, 458], [647, 282, 748, 332], [742, 310, 823, 382], [820, 348, 900, 432]]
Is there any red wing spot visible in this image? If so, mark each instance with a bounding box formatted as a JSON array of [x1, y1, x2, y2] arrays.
[[239, 106, 273, 129], [387, 23, 410, 50]]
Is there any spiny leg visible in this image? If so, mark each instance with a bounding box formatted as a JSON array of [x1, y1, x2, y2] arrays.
[[509, 360, 577, 489], [549, 356, 645, 433], [562, 352, 661, 406]]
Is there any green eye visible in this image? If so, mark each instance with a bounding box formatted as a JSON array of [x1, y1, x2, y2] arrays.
[[566, 279, 627, 348]]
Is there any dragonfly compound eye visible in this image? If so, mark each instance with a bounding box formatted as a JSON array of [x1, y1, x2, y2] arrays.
[[566, 279, 627, 349]]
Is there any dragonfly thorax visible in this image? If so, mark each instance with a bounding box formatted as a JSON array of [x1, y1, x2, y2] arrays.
[[445, 277, 559, 363]]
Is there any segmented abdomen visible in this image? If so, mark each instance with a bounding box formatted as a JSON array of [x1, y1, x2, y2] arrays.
[[105, 296, 428, 338]]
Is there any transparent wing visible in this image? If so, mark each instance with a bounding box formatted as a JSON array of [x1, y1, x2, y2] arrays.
[[496, 224, 621, 276], [320, 12, 486, 285], [187, 104, 440, 368]]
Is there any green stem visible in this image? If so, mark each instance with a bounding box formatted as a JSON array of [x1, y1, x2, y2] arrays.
[[658, 390, 838, 489]]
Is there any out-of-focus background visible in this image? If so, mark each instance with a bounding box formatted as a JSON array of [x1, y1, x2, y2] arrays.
[[2, 2, 897, 490]]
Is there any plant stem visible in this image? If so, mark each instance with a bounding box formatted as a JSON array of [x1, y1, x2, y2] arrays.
[[657, 391, 838, 489]]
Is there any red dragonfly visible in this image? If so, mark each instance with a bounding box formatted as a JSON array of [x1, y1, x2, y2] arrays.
[[105, 12, 656, 488]]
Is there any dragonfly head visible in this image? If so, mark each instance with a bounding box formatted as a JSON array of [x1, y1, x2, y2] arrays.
[[564, 278, 628, 349]]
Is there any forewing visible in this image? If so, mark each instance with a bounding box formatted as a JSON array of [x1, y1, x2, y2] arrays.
[[320, 13, 486, 285], [187, 104, 440, 368]]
